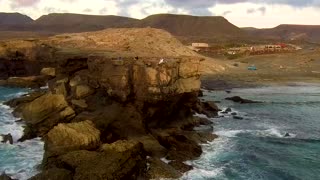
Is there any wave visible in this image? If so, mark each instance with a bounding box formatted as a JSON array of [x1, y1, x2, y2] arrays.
[[215, 128, 296, 139], [181, 166, 224, 180], [0, 100, 44, 180]]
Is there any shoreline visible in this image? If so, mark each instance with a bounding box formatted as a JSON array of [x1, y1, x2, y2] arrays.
[[201, 75, 320, 90]]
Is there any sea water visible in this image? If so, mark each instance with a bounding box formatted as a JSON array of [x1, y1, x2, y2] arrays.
[[0, 87, 44, 180], [183, 83, 320, 180]]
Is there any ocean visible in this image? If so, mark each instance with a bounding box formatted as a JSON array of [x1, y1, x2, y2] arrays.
[[183, 83, 320, 180], [0, 87, 44, 180]]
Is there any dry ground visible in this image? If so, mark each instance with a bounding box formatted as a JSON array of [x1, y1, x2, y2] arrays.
[[200, 49, 320, 88]]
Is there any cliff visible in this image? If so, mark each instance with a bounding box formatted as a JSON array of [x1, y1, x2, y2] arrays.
[[3, 28, 219, 179]]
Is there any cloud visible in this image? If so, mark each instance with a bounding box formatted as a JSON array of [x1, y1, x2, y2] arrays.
[[246, 6, 267, 15], [83, 8, 92, 13], [11, 0, 41, 8], [257, 6, 266, 15], [222, 10, 232, 16], [247, 8, 255, 14], [43, 7, 69, 14]]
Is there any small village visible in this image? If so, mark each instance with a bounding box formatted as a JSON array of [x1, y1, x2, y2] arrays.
[[189, 42, 301, 57]]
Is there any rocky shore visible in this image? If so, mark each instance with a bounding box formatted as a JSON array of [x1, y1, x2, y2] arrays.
[[0, 28, 220, 179]]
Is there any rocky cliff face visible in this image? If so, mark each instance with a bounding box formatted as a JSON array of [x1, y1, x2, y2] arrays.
[[3, 28, 219, 179]]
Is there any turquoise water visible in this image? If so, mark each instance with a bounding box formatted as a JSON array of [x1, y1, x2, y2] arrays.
[[184, 83, 320, 180], [0, 87, 44, 180]]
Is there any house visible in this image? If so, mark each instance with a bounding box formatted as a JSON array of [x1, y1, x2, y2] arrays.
[[191, 43, 209, 48]]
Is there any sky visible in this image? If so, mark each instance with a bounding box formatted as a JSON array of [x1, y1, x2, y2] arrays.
[[1, 0, 320, 28]]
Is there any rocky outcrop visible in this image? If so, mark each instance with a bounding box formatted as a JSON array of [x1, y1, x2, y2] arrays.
[[146, 157, 182, 179], [87, 56, 201, 102], [44, 120, 100, 159], [29, 168, 72, 180], [194, 100, 221, 118], [21, 93, 75, 136], [0, 75, 51, 88], [40, 67, 56, 77], [57, 140, 146, 180], [3, 28, 220, 179], [225, 96, 261, 104]]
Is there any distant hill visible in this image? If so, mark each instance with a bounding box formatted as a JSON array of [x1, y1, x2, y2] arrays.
[[131, 14, 244, 38], [31, 13, 140, 33], [2, 12, 320, 44], [0, 13, 244, 39], [0, 12, 33, 25], [244, 24, 320, 43]]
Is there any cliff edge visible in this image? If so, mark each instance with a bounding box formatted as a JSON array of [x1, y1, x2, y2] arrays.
[[3, 28, 219, 179]]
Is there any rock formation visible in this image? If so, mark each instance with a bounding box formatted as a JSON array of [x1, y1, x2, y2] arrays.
[[2, 28, 220, 179]]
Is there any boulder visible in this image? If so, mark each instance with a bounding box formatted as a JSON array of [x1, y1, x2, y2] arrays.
[[29, 168, 72, 180], [194, 101, 220, 118], [40, 68, 56, 77], [21, 93, 75, 136], [146, 157, 182, 179], [45, 120, 101, 158], [225, 96, 261, 104], [169, 161, 193, 173], [131, 135, 167, 158], [49, 78, 69, 97], [71, 99, 88, 109], [75, 85, 94, 99], [233, 116, 244, 120], [0, 133, 13, 144], [59, 140, 146, 180], [154, 131, 202, 161]]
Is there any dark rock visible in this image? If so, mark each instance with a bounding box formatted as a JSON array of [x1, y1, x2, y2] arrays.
[[1, 133, 13, 144], [231, 112, 237, 115], [146, 157, 182, 179], [233, 116, 244, 120], [154, 131, 202, 161], [169, 161, 193, 173], [198, 90, 204, 97], [58, 140, 146, 180], [225, 96, 261, 104], [193, 101, 220, 118], [0, 173, 14, 180], [284, 133, 290, 137], [131, 135, 167, 158], [4, 91, 45, 108], [225, 108, 232, 112], [29, 168, 72, 180]]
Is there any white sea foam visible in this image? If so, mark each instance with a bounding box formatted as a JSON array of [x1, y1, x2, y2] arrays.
[[160, 157, 171, 164], [193, 113, 208, 119], [216, 128, 296, 139], [40, 84, 49, 90], [182, 167, 224, 180], [0, 101, 44, 180]]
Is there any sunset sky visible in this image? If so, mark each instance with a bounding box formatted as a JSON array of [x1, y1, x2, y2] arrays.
[[1, 0, 320, 28]]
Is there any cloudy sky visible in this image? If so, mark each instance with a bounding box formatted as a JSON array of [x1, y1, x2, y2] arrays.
[[1, 0, 320, 28]]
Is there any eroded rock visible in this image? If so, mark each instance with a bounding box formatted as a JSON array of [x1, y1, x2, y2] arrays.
[[21, 93, 75, 137], [45, 120, 101, 158]]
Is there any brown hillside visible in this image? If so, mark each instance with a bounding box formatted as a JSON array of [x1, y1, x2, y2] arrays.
[[245, 24, 320, 43], [131, 14, 244, 38], [0, 12, 33, 25], [46, 28, 199, 57], [31, 13, 140, 33]]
